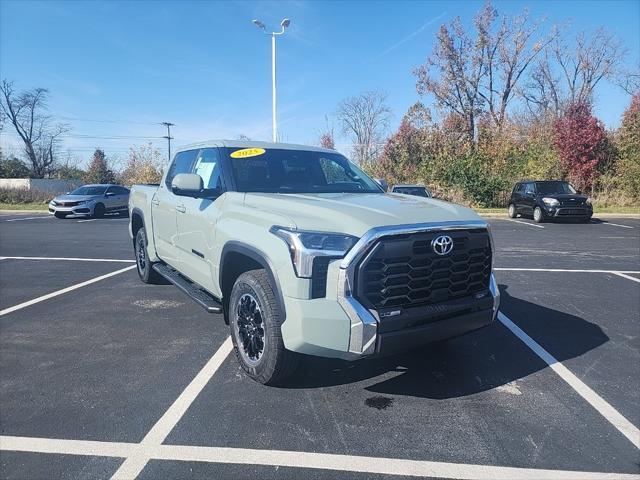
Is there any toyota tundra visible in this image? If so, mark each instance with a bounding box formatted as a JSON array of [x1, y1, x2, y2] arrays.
[[129, 140, 499, 384]]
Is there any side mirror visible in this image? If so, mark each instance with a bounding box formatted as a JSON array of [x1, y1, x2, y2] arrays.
[[172, 173, 204, 197], [375, 178, 388, 192], [105, 192, 115, 197]]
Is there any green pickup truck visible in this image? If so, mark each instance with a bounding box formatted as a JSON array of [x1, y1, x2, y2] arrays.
[[129, 140, 499, 384]]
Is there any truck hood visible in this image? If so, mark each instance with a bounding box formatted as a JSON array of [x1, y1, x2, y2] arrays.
[[244, 192, 483, 237]]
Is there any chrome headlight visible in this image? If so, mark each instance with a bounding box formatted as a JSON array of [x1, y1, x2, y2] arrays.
[[270, 226, 359, 278], [50, 200, 58, 206], [585, 197, 592, 206], [542, 197, 559, 207]]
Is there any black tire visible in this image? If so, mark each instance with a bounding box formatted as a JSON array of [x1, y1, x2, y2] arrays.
[[134, 228, 164, 284], [507, 203, 517, 218], [93, 203, 105, 218], [54, 212, 68, 219], [229, 269, 298, 385], [533, 206, 545, 223]]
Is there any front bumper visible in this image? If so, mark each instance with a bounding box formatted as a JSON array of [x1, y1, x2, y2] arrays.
[[544, 205, 593, 218], [49, 203, 93, 216]]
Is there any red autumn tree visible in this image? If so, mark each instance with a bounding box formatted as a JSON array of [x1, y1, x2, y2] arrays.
[[553, 101, 607, 191]]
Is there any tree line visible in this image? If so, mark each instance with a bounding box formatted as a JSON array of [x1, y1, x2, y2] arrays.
[[325, 2, 639, 207]]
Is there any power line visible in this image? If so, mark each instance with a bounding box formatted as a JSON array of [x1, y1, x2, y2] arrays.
[[1, 132, 165, 140], [53, 115, 160, 126]]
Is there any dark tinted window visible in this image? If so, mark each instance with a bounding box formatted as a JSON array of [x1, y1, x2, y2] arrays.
[[225, 148, 382, 194], [192, 148, 223, 189], [116, 186, 130, 195], [524, 182, 535, 195], [166, 149, 199, 188], [70, 186, 107, 195], [535, 181, 576, 194]]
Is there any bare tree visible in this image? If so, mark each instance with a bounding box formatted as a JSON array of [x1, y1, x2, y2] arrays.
[[616, 67, 640, 95], [336, 91, 391, 164], [477, 5, 557, 129], [523, 29, 625, 117], [414, 14, 486, 145], [415, 2, 555, 140], [0, 80, 69, 177]]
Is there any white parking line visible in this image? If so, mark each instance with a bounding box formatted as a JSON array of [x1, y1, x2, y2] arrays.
[[612, 272, 640, 284], [0, 265, 136, 316], [593, 221, 634, 229], [503, 219, 545, 229], [77, 219, 97, 223], [0, 256, 135, 263], [495, 268, 640, 274], [498, 312, 640, 449], [0, 435, 637, 480], [110, 336, 233, 479], [4, 216, 52, 222]]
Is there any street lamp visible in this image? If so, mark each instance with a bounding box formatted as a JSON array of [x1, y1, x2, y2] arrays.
[[252, 18, 291, 142]]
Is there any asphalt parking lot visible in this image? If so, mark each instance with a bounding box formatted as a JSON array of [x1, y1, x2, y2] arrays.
[[0, 212, 638, 479]]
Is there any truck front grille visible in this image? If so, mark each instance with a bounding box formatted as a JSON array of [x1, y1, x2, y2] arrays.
[[355, 229, 491, 310]]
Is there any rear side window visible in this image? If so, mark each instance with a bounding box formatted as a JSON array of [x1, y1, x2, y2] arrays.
[[116, 186, 130, 195], [166, 150, 199, 188], [193, 148, 223, 189], [524, 182, 535, 195]]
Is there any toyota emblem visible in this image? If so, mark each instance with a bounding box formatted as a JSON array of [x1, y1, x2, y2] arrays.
[[431, 235, 453, 256]]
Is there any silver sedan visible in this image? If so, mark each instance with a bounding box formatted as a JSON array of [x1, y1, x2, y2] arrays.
[[48, 184, 130, 219]]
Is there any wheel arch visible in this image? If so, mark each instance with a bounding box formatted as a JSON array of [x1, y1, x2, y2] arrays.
[[130, 207, 146, 245], [219, 241, 286, 325]]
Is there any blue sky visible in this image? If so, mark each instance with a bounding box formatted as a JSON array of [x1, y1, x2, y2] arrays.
[[1, 0, 638, 165]]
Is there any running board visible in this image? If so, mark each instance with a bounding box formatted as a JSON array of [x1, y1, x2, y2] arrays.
[[152, 263, 222, 314]]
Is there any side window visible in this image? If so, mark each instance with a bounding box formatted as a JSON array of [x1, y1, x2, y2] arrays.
[[319, 157, 352, 184], [165, 150, 199, 188], [524, 183, 535, 195], [105, 186, 115, 195], [116, 186, 129, 195], [192, 148, 223, 189]]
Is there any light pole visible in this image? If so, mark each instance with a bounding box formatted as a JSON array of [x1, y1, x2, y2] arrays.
[[252, 18, 290, 142], [160, 121, 175, 162]]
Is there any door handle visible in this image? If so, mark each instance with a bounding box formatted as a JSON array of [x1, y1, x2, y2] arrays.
[[151, 197, 160, 206], [176, 205, 186, 213]]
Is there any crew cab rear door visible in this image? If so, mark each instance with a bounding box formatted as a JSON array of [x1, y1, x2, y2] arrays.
[[175, 147, 226, 293], [152, 149, 199, 269]]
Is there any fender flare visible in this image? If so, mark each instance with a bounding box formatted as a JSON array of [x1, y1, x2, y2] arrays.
[[220, 241, 286, 321]]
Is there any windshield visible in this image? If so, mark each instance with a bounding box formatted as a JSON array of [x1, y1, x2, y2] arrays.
[[225, 148, 382, 194], [393, 186, 429, 197], [535, 182, 576, 195], [69, 186, 107, 196]]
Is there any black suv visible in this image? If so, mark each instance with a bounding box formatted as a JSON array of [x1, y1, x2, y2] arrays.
[[508, 181, 593, 223]]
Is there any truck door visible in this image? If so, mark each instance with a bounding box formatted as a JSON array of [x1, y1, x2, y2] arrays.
[[175, 147, 225, 293], [153, 149, 199, 269]]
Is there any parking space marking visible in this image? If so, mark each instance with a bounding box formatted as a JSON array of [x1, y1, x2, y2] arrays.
[[110, 337, 233, 480], [1, 436, 638, 480], [0, 256, 135, 263], [77, 219, 97, 223], [593, 221, 635, 229], [612, 272, 640, 284], [0, 265, 136, 316], [503, 219, 545, 229], [495, 268, 640, 274], [4, 216, 52, 222], [498, 312, 640, 449]]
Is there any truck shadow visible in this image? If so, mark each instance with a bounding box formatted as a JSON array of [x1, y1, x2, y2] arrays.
[[280, 284, 608, 399]]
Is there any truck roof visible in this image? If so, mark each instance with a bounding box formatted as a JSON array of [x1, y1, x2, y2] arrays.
[[175, 139, 337, 155]]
